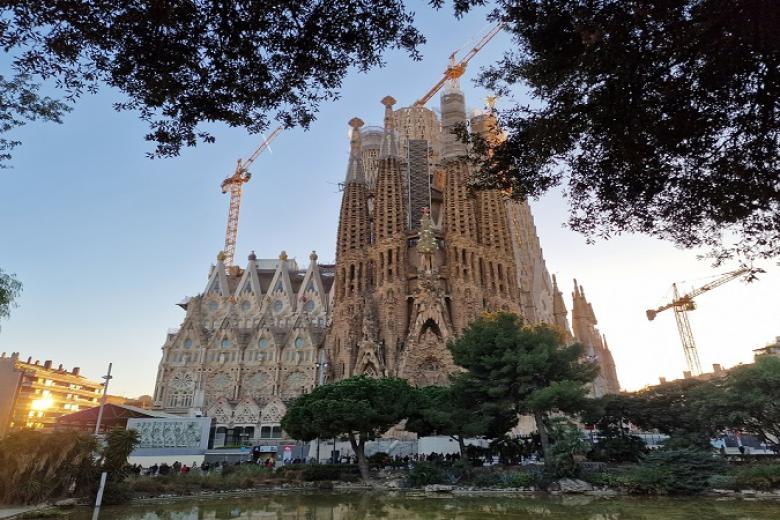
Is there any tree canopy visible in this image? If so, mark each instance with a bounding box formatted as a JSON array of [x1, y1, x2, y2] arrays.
[[0, 1, 424, 160], [451, 0, 779, 264], [0, 269, 22, 332], [281, 375, 415, 480], [449, 312, 598, 460], [406, 376, 515, 455]]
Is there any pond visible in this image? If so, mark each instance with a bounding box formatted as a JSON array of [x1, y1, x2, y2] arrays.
[[58, 492, 780, 519]]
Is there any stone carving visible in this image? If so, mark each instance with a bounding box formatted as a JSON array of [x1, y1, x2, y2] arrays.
[[131, 419, 205, 449]]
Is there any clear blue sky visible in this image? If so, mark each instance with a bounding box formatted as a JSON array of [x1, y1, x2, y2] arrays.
[[1, 5, 777, 397]]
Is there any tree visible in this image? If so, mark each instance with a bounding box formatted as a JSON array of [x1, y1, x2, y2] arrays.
[[0, 269, 22, 332], [406, 376, 514, 456], [712, 355, 780, 448], [0, 75, 71, 167], [447, 0, 780, 264], [583, 394, 648, 463], [449, 312, 598, 463], [1, 1, 424, 161], [0, 430, 97, 505], [622, 378, 722, 449], [281, 376, 415, 481]]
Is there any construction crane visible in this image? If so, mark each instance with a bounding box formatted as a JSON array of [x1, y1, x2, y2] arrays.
[[646, 267, 761, 376], [414, 22, 505, 107], [220, 125, 283, 267]]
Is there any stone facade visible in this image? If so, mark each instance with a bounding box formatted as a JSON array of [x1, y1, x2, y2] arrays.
[[153, 251, 334, 445], [325, 85, 620, 395], [153, 86, 621, 444]]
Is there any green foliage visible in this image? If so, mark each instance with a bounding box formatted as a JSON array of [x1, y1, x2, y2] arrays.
[[707, 474, 738, 491], [406, 377, 510, 453], [588, 435, 647, 464], [711, 357, 780, 448], [0, 430, 97, 505], [282, 376, 414, 442], [733, 464, 780, 491], [406, 462, 447, 487], [282, 375, 415, 480], [546, 418, 590, 479], [451, 0, 780, 263], [624, 448, 726, 495], [0, 75, 70, 166], [275, 463, 359, 482], [368, 452, 392, 468], [448, 313, 598, 462], [127, 465, 274, 495], [103, 428, 140, 479], [0, 269, 22, 330], [2, 2, 424, 159]]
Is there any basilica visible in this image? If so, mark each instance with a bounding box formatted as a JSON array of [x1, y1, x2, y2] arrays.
[[152, 84, 620, 446]]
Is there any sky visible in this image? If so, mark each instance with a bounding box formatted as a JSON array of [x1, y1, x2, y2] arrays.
[[1, 5, 777, 398]]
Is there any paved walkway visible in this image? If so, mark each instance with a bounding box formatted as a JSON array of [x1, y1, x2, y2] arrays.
[[0, 506, 40, 519]]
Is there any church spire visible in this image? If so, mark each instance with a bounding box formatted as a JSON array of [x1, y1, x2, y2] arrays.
[[345, 117, 365, 184], [336, 117, 371, 258], [379, 95, 400, 158]]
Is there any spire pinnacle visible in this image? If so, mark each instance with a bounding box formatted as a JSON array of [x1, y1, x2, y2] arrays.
[[379, 96, 399, 158], [345, 117, 366, 183]]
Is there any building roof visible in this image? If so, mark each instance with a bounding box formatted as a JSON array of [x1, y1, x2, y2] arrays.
[[56, 403, 178, 431]]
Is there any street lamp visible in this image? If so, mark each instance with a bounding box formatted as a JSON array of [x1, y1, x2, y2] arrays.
[[314, 353, 329, 463]]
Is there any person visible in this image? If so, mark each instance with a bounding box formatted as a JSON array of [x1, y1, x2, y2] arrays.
[[200, 461, 210, 473], [149, 463, 159, 476], [172, 460, 182, 474]]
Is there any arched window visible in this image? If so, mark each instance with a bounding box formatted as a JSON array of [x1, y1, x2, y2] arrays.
[[294, 337, 305, 349], [221, 338, 231, 349], [183, 339, 193, 349]]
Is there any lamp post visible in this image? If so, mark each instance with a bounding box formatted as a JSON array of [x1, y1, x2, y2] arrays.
[[94, 362, 113, 435], [314, 351, 329, 463]]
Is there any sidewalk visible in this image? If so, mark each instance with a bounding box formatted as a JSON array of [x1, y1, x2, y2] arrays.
[[0, 506, 41, 519]]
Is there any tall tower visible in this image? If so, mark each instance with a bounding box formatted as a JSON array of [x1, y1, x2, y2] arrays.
[[330, 118, 372, 379], [324, 87, 621, 392]]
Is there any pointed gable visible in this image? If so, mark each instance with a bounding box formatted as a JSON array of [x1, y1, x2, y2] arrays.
[[264, 251, 296, 312], [297, 251, 328, 314], [204, 253, 231, 297], [233, 251, 264, 307]]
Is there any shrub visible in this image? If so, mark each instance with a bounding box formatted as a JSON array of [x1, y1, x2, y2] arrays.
[[623, 448, 726, 494], [499, 471, 534, 488], [407, 462, 447, 487], [708, 474, 738, 490], [368, 452, 391, 468], [582, 470, 627, 488], [588, 435, 647, 463], [734, 464, 780, 491], [275, 463, 358, 482]]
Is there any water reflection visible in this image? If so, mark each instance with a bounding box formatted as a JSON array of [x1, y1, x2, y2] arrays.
[[69, 493, 780, 520]]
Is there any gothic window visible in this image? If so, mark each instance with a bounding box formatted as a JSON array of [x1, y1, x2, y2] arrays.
[[306, 281, 315, 292], [242, 280, 253, 293], [274, 280, 283, 292], [183, 339, 193, 349], [273, 300, 284, 313], [221, 339, 231, 349], [259, 338, 269, 349], [303, 300, 315, 312], [294, 337, 305, 349], [167, 390, 193, 408]]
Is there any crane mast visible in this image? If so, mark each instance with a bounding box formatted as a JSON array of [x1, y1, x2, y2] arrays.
[[220, 125, 283, 267], [646, 267, 758, 376], [414, 22, 505, 107]]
